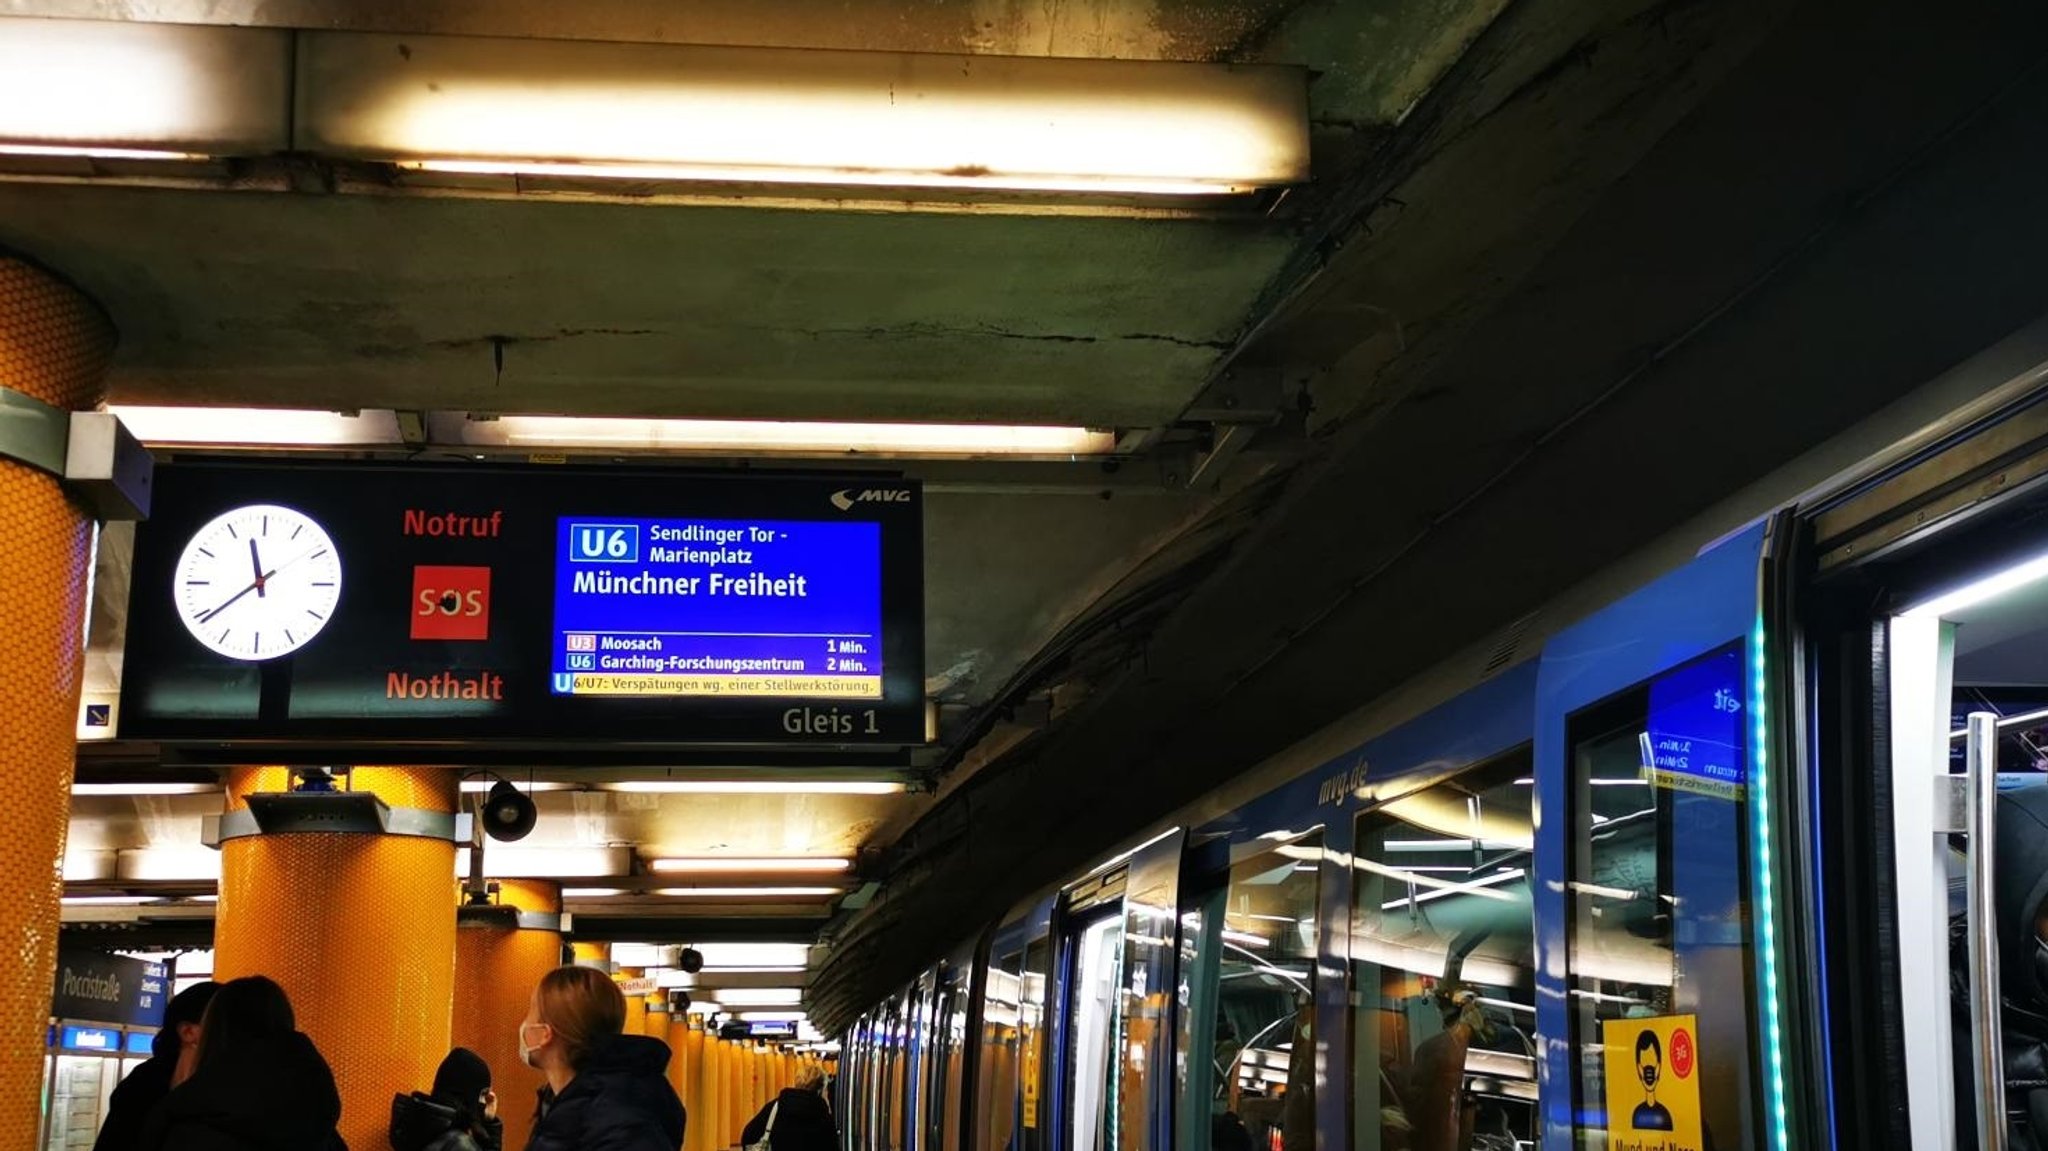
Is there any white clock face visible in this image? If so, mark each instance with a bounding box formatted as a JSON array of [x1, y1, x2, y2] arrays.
[[173, 504, 343, 662]]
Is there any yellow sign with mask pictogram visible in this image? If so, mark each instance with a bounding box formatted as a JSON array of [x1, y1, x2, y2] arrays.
[[1601, 1014, 1703, 1151]]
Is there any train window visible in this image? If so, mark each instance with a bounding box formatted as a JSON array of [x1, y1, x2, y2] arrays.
[[1348, 754, 1536, 1151], [979, 948, 1025, 1151], [1187, 834, 1322, 1151], [1565, 642, 1758, 1150], [1066, 912, 1125, 1151], [937, 973, 969, 1151], [1021, 935, 1050, 1151]]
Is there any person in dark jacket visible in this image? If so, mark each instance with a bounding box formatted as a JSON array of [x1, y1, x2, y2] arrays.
[[521, 965, 686, 1151], [93, 981, 218, 1151], [391, 1046, 504, 1151], [738, 1067, 835, 1151], [142, 974, 346, 1151]]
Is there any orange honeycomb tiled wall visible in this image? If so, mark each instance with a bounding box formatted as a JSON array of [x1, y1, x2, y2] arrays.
[[0, 258, 111, 1147], [452, 878, 560, 1151], [215, 766, 458, 1150]]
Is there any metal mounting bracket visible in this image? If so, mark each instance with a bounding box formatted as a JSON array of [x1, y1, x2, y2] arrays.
[[0, 386, 153, 520]]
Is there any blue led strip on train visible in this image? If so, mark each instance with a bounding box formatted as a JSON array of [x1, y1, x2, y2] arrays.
[[1750, 616, 1791, 1151]]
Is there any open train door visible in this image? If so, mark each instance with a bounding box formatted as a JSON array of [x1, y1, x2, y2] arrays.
[[1801, 324, 2048, 1151], [1531, 518, 1800, 1151]]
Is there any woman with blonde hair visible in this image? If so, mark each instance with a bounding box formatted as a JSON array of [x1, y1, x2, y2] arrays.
[[738, 1066, 837, 1151], [519, 966, 686, 1151]]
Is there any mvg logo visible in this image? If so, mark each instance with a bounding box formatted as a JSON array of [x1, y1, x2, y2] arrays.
[[830, 488, 913, 512]]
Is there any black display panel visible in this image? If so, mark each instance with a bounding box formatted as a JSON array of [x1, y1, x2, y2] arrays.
[[118, 462, 924, 748]]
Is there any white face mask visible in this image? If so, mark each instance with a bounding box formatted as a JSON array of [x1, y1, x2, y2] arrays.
[[518, 1022, 547, 1069]]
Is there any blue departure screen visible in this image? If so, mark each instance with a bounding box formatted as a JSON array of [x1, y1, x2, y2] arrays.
[[551, 517, 884, 699], [1640, 645, 1746, 798]]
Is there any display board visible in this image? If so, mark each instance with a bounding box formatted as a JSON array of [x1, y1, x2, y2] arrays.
[[51, 951, 167, 1029], [119, 462, 924, 747]]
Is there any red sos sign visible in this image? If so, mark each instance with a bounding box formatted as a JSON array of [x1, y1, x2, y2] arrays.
[[411, 566, 491, 641]]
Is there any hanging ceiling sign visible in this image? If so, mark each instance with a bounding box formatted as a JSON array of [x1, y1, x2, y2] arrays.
[[51, 951, 167, 1030], [118, 462, 925, 749]]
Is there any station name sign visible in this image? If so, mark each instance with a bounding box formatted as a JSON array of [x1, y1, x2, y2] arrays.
[[118, 462, 924, 747]]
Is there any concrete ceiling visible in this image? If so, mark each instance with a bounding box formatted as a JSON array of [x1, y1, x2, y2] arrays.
[[40, 0, 1499, 956]]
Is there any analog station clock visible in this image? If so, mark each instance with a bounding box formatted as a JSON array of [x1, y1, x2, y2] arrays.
[[173, 504, 343, 661]]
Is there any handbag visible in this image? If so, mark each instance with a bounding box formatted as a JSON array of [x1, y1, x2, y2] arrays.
[[744, 1100, 781, 1151]]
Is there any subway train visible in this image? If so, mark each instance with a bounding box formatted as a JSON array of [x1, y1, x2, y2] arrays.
[[836, 318, 2048, 1151]]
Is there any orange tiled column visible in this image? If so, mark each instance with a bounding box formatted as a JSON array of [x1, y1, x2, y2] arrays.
[[214, 766, 458, 1150], [452, 878, 562, 1151], [0, 258, 112, 1146]]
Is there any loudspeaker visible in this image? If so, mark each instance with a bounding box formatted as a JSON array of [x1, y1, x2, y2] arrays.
[[482, 780, 538, 842], [679, 947, 704, 974]]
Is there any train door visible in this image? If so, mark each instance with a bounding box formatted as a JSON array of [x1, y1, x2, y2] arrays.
[[1532, 520, 1791, 1151], [1052, 831, 1185, 1151], [1177, 832, 1322, 1151]]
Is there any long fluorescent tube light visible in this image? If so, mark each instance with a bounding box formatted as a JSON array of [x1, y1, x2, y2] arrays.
[[109, 406, 403, 448], [73, 783, 220, 796], [706, 988, 804, 1007], [460, 780, 578, 794], [1901, 546, 2048, 619], [737, 1011, 808, 1023], [562, 888, 626, 899], [652, 887, 842, 898], [0, 18, 290, 158], [1219, 930, 1270, 949], [454, 846, 630, 879], [605, 780, 908, 796], [688, 943, 811, 968], [61, 895, 155, 906], [473, 415, 1113, 458], [649, 858, 851, 875], [298, 33, 1307, 197]]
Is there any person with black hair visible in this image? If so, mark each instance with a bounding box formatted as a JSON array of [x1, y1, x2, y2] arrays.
[[1629, 1031, 1674, 1132], [93, 981, 218, 1151], [738, 1067, 835, 1151], [142, 975, 346, 1151], [391, 1047, 505, 1151]]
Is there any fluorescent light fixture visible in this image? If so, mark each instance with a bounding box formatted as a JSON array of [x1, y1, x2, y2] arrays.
[[1219, 930, 1269, 950], [471, 415, 1113, 459], [649, 858, 851, 875], [62, 852, 115, 883], [653, 887, 842, 898], [562, 887, 627, 899], [298, 33, 1307, 197], [1901, 546, 2048, 619], [61, 895, 154, 906], [454, 846, 630, 879], [604, 780, 908, 796], [707, 987, 803, 1007], [74, 782, 220, 797], [684, 1001, 721, 1016], [690, 943, 811, 968], [460, 780, 578, 794], [118, 848, 221, 882], [110, 406, 403, 448], [737, 1011, 807, 1023], [0, 18, 289, 157]]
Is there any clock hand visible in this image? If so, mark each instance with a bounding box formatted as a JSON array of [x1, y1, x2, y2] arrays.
[[198, 580, 261, 625], [258, 541, 333, 583], [249, 538, 266, 599]]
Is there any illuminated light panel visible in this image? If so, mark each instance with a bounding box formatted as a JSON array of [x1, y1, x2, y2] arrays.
[[561, 887, 627, 899], [73, 782, 219, 796], [1899, 546, 2048, 619], [652, 887, 842, 898], [453, 846, 629, 879], [0, 143, 201, 161], [1219, 929, 1269, 949], [690, 943, 810, 968], [604, 780, 907, 795], [476, 415, 1113, 458], [109, 406, 403, 448], [460, 780, 578, 793], [648, 857, 851, 875], [705, 987, 804, 1007], [297, 33, 1308, 198], [736, 1011, 807, 1023], [61, 895, 154, 906], [0, 17, 289, 157], [118, 848, 221, 882]]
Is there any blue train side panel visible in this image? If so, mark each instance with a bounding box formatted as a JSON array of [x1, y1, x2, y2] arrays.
[[1531, 520, 1767, 1150]]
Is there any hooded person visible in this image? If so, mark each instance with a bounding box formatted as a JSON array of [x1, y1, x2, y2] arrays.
[[520, 965, 686, 1151], [142, 975, 346, 1151], [391, 1047, 504, 1151], [93, 982, 218, 1151], [738, 1067, 836, 1151]]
